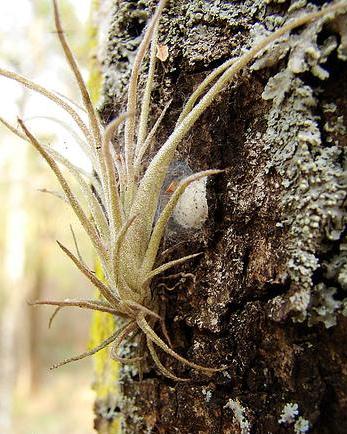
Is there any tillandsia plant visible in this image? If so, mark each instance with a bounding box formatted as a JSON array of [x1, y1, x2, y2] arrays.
[[0, 0, 346, 381]]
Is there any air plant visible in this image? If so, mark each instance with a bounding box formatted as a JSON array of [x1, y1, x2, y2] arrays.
[[0, 0, 346, 381]]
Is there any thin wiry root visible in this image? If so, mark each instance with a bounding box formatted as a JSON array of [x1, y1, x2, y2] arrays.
[[146, 337, 189, 382], [161, 272, 196, 284], [144, 252, 202, 283], [137, 313, 225, 374], [110, 322, 143, 364], [157, 273, 196, 293], [50, 328, 122, 369], [159, 319, 173, 348]]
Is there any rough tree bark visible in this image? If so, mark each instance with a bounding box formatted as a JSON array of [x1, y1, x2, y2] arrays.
[[92, 1, 347, 433]]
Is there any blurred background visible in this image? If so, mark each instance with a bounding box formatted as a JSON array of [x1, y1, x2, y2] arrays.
[[0, 1, 99, 432]]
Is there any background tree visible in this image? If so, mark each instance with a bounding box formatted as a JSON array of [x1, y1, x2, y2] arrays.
[[0, 1, 95, 432]]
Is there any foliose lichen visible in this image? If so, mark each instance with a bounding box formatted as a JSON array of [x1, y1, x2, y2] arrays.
[[259, 4, 347, 326], [278, 402, 299, 424], [223, 398, 251, 434], [279, 402, 310, 433], [294, 416, 310, 433]]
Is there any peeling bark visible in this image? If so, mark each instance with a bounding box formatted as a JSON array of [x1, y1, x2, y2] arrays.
[[93, 1, 347, 432]]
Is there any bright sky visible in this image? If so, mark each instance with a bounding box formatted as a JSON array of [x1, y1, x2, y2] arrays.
[[1, 0, 91, 27], [1, 1, 33, 30], [68, 0, 93, 22], [0, 0, 93, 171]]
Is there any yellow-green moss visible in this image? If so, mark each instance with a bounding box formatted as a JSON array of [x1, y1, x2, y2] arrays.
[[90, 260, 120, 399], [87, 2, 121, 432], [87, 0, 103, 104], [90, 262, 122, 433]]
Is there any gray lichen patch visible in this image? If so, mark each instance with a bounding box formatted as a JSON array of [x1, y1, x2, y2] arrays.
[[278, 402, 310, 433], [278, 402, 299, 425], [223, 398, 251, 434], [100, 0, 149, 110], [100, 0, 280, 116], [119, 380, 158, 433], [308, 238, 347, 328], [260, 10, 347, 326]]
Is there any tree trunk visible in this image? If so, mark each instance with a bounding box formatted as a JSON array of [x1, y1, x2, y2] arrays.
[[92, 1, 347, 432]]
